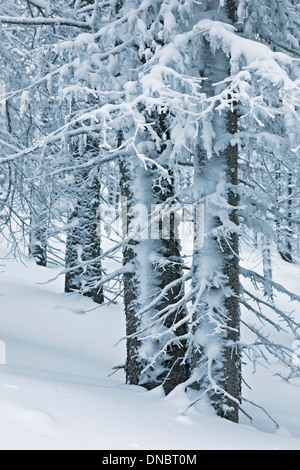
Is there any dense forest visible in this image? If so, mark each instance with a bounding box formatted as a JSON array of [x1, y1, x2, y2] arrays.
[[0, 0, 300, 429]]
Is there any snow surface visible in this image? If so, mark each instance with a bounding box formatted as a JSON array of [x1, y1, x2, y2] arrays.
[[0, 243, 300, 450]]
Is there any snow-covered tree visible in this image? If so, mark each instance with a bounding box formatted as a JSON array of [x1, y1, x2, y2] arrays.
[[0, 0, 299, 424]]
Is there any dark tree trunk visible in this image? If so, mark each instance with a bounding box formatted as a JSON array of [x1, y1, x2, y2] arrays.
[[120, 113, 189, 394], [29, 191, 48, 267], [151, 168, 189, 394], [65, 142, 104, 304], [120, 157, 144, 386], [217, 108, 241, 423], [276, 166, 293, 263], [279, 172, 293, 263], [190, 13, 241, 422], [29, 222, 47, 266]]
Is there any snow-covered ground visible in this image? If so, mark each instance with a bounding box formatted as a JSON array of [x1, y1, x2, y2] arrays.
[[0, 243, 300, 450]]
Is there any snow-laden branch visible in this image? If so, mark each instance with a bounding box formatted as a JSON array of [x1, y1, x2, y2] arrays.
[[0, 15, 92, 29], [240, 266, 300, 304]]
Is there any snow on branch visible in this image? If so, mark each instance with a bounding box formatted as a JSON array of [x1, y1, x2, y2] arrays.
[[240, 266, 300, 304], [0, 15, 92, 29]]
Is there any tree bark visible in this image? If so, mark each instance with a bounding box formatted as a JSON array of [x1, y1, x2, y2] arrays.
[[190, 32, 241, 423], [65, 142, 104, 304], [29, 185, 48, 267], [121, 112, 189, 394], [29, 216, 47, 266]]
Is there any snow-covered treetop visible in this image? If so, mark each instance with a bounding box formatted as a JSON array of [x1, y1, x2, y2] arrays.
[[0, 1, 298, 174]]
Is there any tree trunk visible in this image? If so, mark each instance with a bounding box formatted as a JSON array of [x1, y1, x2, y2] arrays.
[[190, 26, 241, 423], [65, 143, 104, 304], [29, 189, 48, 267], [121, 114, 189, 394], [151, 167, 189, 394], [29, 216, 47, 267], [275, 165, 293, 263], [262, 231, 273, 301], [281, 172, 293, 263]]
